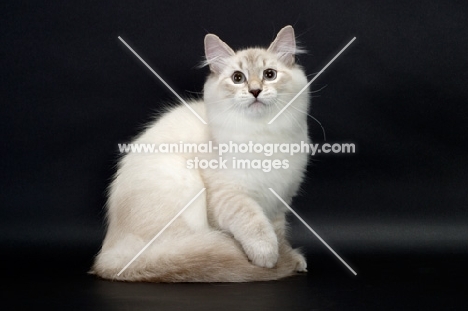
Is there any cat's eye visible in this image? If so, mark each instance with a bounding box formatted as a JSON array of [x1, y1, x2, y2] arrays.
[[263, 69, 277, 81], [232, 71, 246, 84]]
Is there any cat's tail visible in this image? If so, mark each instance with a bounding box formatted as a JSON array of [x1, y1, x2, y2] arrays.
[[90, 231, 304, 282]]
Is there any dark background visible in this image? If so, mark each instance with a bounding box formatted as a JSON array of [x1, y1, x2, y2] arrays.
[[1, 0, 467, 309]]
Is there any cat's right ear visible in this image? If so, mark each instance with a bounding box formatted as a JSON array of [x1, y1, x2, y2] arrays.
[[204, 34, 235, 74]]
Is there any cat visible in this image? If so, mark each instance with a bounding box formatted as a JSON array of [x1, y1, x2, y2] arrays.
[[91, 25, 311, 282]]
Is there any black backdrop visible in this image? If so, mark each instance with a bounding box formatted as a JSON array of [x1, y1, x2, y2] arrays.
[[1, 1, 467, 309]]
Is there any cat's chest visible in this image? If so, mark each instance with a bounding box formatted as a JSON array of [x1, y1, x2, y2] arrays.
[[204, 137, 308, 218]]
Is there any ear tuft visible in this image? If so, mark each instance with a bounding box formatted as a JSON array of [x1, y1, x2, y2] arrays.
[[267, 25, 297, 66], [204, 34, 235, 74]]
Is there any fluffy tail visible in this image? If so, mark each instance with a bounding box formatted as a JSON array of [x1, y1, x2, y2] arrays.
[[90, 231, 303, 282]]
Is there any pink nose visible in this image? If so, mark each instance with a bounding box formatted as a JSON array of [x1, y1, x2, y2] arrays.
[[249, 89, 262, 98]]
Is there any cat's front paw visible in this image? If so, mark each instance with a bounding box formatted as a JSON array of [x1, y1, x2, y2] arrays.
[[243, 237, 279, 268]]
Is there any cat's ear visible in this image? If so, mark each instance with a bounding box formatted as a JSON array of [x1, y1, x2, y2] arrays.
[[268, 25, 297, 66], [204, 34, 236, 74]]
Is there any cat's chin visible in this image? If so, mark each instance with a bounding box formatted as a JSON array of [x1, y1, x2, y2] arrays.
[[248, 100, 265, 109], [246, 100, 269, 117]]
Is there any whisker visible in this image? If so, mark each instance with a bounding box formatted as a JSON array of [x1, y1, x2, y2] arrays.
[[277, 85, 327, 95], [289, 105, 326, 141], [272, 100, 307, 137], [274, 97, 326, 141]]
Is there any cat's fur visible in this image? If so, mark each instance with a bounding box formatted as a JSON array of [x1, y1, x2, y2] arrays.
[[91, 26, 310, 282]]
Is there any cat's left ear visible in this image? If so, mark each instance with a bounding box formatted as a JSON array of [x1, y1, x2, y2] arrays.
[[268, 25, 297, 66], [204, 34, 235, 74]]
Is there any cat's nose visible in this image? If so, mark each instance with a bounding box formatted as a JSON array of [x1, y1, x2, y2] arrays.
[[249, 89, 262, 98]]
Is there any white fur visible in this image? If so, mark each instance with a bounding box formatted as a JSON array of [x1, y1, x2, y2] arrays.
[[92, 26, 310, 282]]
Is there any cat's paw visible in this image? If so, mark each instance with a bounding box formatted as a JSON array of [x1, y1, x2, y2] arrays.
[[243, 237, 279, 268], [292, 249, 307, 272]]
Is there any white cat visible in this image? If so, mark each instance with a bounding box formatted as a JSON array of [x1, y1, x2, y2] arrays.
[[92, 25, 311, 282]]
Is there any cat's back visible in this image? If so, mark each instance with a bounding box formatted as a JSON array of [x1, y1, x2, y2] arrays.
[[135, 100, 209, 145]]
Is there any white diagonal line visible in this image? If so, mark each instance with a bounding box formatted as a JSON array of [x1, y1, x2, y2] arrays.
[[268, 37, 356, 124], [116, 188, 206, 277], [269, 188, 357, 275], [118, 36, 207, 125]]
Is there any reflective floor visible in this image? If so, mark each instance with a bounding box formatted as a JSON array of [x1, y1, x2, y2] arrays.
[[2, 246, 466, 310]]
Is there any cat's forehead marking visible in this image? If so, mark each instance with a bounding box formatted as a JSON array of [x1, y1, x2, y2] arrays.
[[244, 50, 261, 63], [236, 49, 276, 74]]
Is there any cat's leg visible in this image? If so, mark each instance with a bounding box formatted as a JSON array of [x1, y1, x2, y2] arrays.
[[108, 154, 208, 238], [92, 154, 210, 280], [272, 214, 308, 272], [207, 188, 279, 268]]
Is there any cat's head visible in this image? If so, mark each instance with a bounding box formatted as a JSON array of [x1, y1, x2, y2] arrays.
[[203, 26, 309, 128]]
